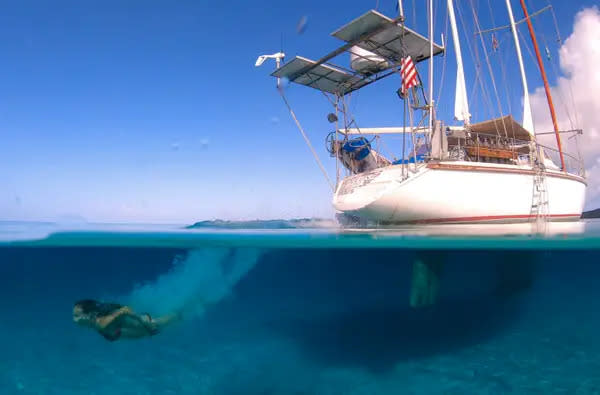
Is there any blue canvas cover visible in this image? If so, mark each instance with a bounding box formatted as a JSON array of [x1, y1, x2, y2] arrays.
[[342, 137, 371, 160]]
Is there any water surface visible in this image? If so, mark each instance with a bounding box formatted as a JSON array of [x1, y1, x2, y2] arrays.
[[1, 220, 599, 394]]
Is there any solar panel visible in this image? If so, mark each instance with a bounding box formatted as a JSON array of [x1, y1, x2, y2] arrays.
[[271, 56, 370, 95], [331, 10, 444, 63]]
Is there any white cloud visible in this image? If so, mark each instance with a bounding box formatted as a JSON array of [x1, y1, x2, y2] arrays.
[[530, 6, 600, 208]]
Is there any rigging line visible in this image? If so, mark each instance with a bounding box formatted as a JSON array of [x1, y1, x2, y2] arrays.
[[475, 5, 552, 35], [343, 96, 364, 137], [435, 3, 449, 106], [535, 6, 576, 138], [334, 96, 340, 185], [517, 27, 536, 66], [461, 1, 498, 126], [468, 73, 478, 109], [486, 40, 515, 141], [470, 80, 480, 121], [547, 0, 580, 129], [459, 0, 496, 122], [347, 91, 352, 113], [498, 35, 515, 130], [486, 0, 499, 30], [322, 91, 338, 108], [546, 0, 562, 44], [469, 0, 509, 137], [375, 133, 394, 164], [278, 88, 335, 191], [349, 85, 360, 120], [403, 94, 407, 177], [540, 34, 575, 130], [487, 0, 514, 124], [472, 0, 507, 136], [456, 0, 495, 122], [516, 18, 574, 135], [301, 70, 341, 110], [408, 93, 418, 172]]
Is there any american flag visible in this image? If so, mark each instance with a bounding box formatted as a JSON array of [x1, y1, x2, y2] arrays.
[[400, 56, 419, 95]]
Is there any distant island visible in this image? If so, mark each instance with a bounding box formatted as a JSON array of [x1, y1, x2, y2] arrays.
[[582, 209, 600, 219], [187, 211, 600, 228], [187, 218, 336, 229]]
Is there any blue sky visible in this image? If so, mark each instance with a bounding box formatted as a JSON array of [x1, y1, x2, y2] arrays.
[[0, 0, 596, 223]]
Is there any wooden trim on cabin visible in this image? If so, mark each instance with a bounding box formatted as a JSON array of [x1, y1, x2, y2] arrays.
[[464, 146, 518, 160], [426, 162, 587, 185]]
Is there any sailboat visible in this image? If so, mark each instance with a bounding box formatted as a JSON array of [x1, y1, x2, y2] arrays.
[[257, 0, 586, 226]]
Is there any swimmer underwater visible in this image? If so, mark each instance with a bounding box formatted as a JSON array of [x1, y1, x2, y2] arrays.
[[73, 299, 181, 341]]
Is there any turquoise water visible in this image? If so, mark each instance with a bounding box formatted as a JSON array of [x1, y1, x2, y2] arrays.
[[1, 220, 600, 394]]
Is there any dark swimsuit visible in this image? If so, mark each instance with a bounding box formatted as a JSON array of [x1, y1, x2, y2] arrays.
[[101, 327, 122, 342], [98, 310, 156, 341]]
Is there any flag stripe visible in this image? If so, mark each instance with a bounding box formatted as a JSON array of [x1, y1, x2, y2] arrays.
[[400, 56, 419, 93]]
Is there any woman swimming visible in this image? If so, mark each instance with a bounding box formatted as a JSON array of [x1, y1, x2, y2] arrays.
[[73, 299, 181, 341]]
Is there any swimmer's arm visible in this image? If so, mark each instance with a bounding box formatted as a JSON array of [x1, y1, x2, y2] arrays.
[[96, 306, 134, 329]]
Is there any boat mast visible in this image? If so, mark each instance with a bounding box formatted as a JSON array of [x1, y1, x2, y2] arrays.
[[398, 0, 407, 178], [519, 0, 566, 172], [447, 0, 470, 125], [428, 0, 434, 135], [505, 0, 534, 135]]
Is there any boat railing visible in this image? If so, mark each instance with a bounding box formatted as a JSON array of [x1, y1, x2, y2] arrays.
[[536, 142, 585, 177], [444, 130, 585, 177]]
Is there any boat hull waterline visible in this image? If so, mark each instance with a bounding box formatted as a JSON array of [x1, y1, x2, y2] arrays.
[[333, 161, 586, 224]]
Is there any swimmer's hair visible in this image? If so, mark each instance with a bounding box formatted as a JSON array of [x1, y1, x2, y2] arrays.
[[74, 299, 99, 314]]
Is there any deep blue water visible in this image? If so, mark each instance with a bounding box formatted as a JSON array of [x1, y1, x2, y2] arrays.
[[1, 221, 600, 394]]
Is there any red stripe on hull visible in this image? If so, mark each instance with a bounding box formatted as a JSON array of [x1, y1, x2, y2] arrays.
[[405, 214, 580, 224]]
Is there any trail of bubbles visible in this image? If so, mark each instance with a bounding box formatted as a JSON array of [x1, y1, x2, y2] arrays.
[[126, 248, 261, 318]]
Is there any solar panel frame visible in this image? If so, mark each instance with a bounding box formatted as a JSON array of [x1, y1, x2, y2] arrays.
[[331, 10, 444, 64], [268, 10, 443, 96], [271, 56, 371, 95]]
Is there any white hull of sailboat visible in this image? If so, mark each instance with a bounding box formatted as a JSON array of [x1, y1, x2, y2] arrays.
[[333, 161, 586, 224]]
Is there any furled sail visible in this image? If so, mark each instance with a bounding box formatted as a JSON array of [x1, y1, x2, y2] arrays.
[[447, 0, 470, 123]]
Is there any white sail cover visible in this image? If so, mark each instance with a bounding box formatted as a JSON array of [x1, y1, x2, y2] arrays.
[[447, 0, 470, 123]]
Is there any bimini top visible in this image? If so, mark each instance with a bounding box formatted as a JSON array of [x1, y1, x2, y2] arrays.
[[271, 10, 444, 96]]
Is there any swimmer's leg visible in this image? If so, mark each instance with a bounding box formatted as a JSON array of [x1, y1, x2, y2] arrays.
[[154, 312, 183, 327], [142, 312, 182, 333]]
